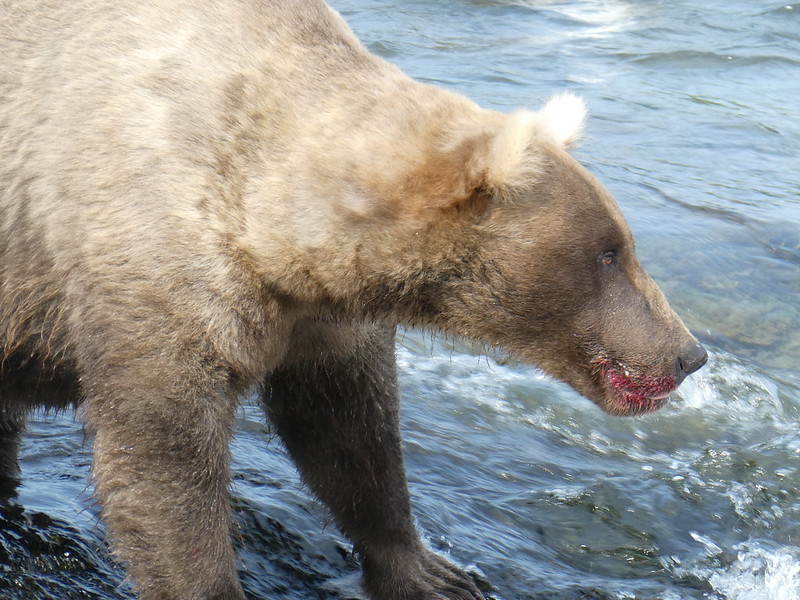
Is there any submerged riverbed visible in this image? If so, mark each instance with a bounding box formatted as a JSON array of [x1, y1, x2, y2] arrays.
[[2, 1, 799, 599]]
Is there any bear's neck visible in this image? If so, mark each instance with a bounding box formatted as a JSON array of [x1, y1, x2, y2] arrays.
[[236, 60, 489, 316]]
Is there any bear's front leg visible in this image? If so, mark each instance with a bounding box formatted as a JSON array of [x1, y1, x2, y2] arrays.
[[82, 350, 244, 600], [263, 320, 484, 600]]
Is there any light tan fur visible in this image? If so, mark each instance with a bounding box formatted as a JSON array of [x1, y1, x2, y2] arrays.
[[1, 0, 581, 373]]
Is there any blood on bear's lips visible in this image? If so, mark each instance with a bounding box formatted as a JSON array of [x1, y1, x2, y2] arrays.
[[596, 361, 677, 415]]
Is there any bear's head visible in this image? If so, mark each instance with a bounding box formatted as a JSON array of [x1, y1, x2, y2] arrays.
[[355, 93, 707, 416]]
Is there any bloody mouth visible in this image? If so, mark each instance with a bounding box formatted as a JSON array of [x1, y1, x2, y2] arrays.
[[595, 360, 677, 415]]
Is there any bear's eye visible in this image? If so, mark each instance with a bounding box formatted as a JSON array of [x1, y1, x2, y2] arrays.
[[599, 250, 618, 269]]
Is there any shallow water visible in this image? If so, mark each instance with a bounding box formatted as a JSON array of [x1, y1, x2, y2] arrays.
[[2, 1, 799, 599]]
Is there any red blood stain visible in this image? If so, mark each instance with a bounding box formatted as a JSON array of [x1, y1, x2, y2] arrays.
[[593, 358, 677, 414]]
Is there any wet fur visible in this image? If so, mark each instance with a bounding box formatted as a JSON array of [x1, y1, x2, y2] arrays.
[[0, 1, 704, 599]]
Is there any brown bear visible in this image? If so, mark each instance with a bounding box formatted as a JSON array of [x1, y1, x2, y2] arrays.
[[0, 1, 707, 599]]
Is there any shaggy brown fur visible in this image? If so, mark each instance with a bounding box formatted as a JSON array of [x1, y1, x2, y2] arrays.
[[0, 1, 706, 599]]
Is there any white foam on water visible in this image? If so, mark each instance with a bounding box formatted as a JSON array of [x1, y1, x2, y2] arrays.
[[675, 533, 800, 600], [709, 543, 800, 600]]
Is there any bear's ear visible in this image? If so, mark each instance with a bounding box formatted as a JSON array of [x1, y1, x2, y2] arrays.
[[417, 93, 586, 210], [534, 92, 587, 148], [481, 93, 587, 195]]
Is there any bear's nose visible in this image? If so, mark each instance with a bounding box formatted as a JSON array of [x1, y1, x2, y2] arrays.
[[675, 341, 708, 382]]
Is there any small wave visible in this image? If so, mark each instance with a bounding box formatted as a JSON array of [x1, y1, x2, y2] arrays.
[[620, 49, 800, 68], [675, 348, 790, 428], [762, 4, 800, 17], [543, 1, 638, 40], [396, 337, 552, 418]]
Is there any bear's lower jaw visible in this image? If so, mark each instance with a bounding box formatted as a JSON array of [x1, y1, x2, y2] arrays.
[[595, 361, 677, 416], [608, 388, 671, 416]]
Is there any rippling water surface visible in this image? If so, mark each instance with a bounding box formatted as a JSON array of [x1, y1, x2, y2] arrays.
[[2, 1, 799, 599]]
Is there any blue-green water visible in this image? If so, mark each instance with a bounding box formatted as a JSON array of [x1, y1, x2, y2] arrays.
[[2, 1, 799, 599]]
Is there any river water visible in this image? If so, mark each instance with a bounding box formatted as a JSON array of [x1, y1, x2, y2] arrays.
[[1, 1, 799, 599]]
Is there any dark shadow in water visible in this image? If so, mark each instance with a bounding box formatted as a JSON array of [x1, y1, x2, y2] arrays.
[[0, 501, 130, 600]]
